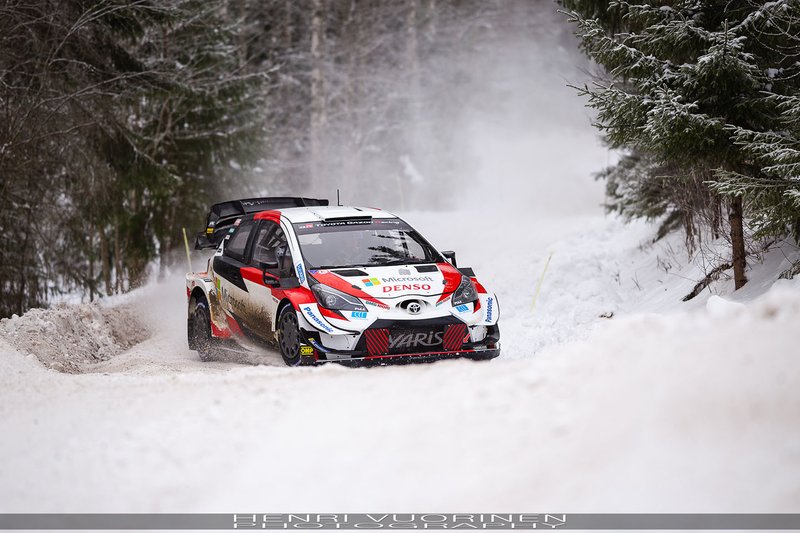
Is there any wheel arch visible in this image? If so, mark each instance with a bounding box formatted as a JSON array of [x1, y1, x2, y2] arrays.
[[274, 297, 296, 329], [189, 286, 207, 307]]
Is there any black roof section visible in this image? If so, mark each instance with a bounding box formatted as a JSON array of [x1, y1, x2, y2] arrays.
[[195, 196, 329, 249]]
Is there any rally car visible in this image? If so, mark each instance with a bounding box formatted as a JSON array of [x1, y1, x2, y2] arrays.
[[186, 197, 500, 366]]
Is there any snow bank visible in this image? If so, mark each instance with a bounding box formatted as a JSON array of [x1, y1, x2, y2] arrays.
[[0, 302, 149, 373]]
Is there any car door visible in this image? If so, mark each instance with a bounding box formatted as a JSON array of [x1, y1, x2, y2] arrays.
[[248, 220, 297, 338], [213, 218, 256, 336]]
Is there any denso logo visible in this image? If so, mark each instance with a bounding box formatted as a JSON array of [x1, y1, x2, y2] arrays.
[[382, 283, 431, 293], [389, 331, 444, 350], [486, 297, 494, 322]]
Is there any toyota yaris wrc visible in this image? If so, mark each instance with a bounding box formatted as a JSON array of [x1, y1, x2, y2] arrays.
[[186, 197, 500, 366]]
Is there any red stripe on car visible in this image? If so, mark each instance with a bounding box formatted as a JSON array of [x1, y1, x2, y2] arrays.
[[210, 321, 232, 339], [281, 286, 316, 307], [225, 314, 244, 336], [253, 210, 282, 223], [240, 266, 266, 287], [472, 278, 488, 294], [436, 262, 463, 303], [319, 306, 344, 321]]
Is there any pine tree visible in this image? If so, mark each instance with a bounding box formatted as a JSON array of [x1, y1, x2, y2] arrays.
[[710, 2, 800, 242], [115, 0, 268, 284], [562, 0, 800, 290], [0, 0, 267, 316]]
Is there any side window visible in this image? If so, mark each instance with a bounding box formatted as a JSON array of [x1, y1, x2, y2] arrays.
[[223, 219, 254, 261], [252, 222, 295, 278]]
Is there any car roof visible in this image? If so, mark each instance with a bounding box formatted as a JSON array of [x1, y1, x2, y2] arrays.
[[276, 205, 399, 223]]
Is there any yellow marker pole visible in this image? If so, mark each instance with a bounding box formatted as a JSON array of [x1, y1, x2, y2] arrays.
[[531, 252, 553, 313], [182, 227, 193, 273]]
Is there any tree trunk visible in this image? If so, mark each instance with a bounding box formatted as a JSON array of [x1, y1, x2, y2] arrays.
[[711, 195, 722, 240], [729, 196, 747, 289], [426, 0, 437, 40], [406, 0, 420, 93], [239, 0, 248, 67], [309, 0, 326, 191], [17, 213, 31, 316], [114, 223, 123, 294], [341, 0, 360, 198], [99, 229, 112, 296], [88, 225, 95, 302], [284, 0, 293, 50], [402, 0, 420, 209]]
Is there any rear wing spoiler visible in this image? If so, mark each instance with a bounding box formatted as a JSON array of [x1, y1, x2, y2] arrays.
[[194, 196, 329, 249]]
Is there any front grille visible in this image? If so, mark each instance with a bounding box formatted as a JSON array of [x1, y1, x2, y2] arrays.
[[361, 322, 468, 355]]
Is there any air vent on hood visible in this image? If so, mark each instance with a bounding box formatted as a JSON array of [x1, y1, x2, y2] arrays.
[[332, 269, 368, 277], [415, 265, 439, 273]]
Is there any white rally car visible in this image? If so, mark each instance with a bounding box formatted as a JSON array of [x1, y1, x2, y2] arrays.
[[186, 197, 500, 366]]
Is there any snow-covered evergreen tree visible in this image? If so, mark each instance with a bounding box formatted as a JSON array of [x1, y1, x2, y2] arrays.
[[562, 0, 800, 289], [710, 1, 800, 242], [0, 0, 268, 314]]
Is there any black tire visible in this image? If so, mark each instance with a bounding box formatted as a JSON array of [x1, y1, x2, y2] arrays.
[[466, 349, 501, 361], [466, 325, 500, 361], [277, 306, 303, 366], [189, 296, 215, 362]]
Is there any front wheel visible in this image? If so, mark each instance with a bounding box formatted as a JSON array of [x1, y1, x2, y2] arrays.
[[277, 306, 304, 366], [466, 349, 500, 361]]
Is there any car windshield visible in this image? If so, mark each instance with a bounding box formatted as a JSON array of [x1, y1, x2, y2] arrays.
[[293, 218, 443, 269]]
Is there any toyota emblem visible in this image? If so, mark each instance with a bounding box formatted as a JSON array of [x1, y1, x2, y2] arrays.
[[407, 302, 422, 315]]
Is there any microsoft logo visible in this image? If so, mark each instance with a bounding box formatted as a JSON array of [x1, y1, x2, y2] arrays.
[[362, 278, 381, 287]]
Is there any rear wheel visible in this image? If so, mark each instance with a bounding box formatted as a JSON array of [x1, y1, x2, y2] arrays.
[[189, 296, 216, 362], [277, 306, 303, 366]]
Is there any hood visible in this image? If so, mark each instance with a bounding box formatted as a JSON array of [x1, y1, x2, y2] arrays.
[[308, 262, 463, 304]]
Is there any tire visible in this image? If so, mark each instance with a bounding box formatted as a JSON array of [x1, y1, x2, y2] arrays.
[[466, 349, 500, 361], [189, 295, 215, 362], [277, 306, 303, 366], [466, 325, 500, 361]]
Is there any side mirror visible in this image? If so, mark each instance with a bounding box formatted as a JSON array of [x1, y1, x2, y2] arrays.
[[262, 271, 280, 287], [442, 250, 457, 267]]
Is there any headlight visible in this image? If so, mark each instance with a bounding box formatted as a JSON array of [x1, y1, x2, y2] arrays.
[[311, 284, 367, 312], [451, 275, 478, 307]]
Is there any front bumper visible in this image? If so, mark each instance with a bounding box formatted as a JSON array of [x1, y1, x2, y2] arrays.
[[301, 321, 500, 363]]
